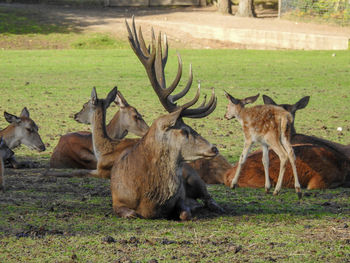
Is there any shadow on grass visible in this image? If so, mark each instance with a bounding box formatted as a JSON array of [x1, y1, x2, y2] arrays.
[[0, 2, 207, 35]]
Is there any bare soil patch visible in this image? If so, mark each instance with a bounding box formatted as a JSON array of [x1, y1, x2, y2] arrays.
[[1, 3, 350, 49]]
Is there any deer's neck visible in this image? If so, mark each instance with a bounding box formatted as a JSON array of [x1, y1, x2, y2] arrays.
[[91, 107, 112, 160], [0, 126, 21, 149], [106, 111, 127, 140], [138, 131, 182, 205]]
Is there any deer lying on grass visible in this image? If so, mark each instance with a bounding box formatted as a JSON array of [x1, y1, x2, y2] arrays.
[[0, 137, 14, 192], [0, 108, 45, 168], [49, 90, 149, 169], [224, 95, 350, 189], [224, 92, 302, 198], [47, 85, 222, 214], [108, 18, 219, 220]]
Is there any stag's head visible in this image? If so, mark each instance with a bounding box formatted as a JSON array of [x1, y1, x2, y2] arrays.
[[224, 92, 260, 120], [126, 17, 218, 162], [0, 137, 14, 160], [4, 108, 45, 152]]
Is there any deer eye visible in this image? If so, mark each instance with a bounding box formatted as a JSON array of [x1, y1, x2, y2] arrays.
[[26, 128, 33, 133]]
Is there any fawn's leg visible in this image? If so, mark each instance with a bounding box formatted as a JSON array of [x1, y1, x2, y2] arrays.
[[261, 144, 271, 193], [231, 140, 253, 188]]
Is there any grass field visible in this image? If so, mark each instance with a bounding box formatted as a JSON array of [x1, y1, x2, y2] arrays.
[[0, 5, 350, 263]]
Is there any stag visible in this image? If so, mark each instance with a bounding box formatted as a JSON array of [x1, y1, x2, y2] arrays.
[[0, 108, 45, 168], [224, 92, 301, 198], [49, 90, 149, 169], [47, 85, 222, 214], [224, 95, 350, 189], [109, 18, 219, 220], [0, 137, 14, 192]]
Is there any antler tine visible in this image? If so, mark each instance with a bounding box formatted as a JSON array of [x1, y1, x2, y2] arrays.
[[162, 34, 168, 66], [182, 88, 217, 118], [125, 17, 155, 68], [169, 63, 193, 103], [180, 84, 201, 111], [131, 16, 139, 50], [155, 31, 166, 93], [165, 53, 183, 99]]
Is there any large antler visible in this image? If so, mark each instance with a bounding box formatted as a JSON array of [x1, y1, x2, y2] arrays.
[[125, 16, 217, 118]]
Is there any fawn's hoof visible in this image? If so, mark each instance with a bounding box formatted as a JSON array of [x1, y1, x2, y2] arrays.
[[265, 187, 270, 194], [273, 190, 279, 196]]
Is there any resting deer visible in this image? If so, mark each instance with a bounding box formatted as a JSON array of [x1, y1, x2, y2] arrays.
[[0, 137, 14, 192], [224, 95, 350, 190], [0, 107, 45, 168], [108, 18, 219, 220], [49, 90, 149, 169], [224, 92, 301, 198]]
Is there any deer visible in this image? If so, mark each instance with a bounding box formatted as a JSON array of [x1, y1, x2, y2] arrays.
[[49, 90, 149, 169], [108, 18, 220, 220], [0, 107, 45, 169], [223, 95, 350, 190], [0, 137, 14, 192], [224, 92, 302, 198], [47, 85, 223, 214]]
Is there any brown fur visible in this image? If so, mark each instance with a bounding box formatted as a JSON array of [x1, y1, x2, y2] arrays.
[[110, 110, 218, 219], [189, 154, 231, 184], [223, 95, 350, 190], [0, 138, 14, 191], [49, 92, 148, 169], [224, 143, 349, 189], [0, 108, 45, 168], [225, 92, 301, 196]]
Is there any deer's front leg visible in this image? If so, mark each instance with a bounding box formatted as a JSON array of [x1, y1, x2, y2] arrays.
[[231, 140, 253, 189], [262, 144, 271, 193]]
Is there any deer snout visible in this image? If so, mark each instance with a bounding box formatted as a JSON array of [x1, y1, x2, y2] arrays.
[[38, 144, 46, 152], [211, 146, 219, 155]]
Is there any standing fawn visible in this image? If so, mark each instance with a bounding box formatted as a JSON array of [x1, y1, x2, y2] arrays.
[[0, 137, 14, 192], [224, 92, 302, 198]]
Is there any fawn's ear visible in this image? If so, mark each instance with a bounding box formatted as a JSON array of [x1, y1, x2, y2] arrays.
[[262, 94, 277, 106], [242, 94, 259, 105], [294, 96, 310, 111], [4, 112, 20, 124], [20, 107, 30, 118], [105, 86, 118, 109], [224, 91, 240, 105]]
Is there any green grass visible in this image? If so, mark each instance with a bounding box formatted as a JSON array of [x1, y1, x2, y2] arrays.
[[0, 5, 350, 262], [0, 49, 349, 162], [0, 48, 349, 262]]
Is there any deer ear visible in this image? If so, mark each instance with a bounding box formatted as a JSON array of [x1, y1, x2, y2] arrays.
[[91, 87, 98, 105], [4, 112, 20, 124], [294, 96, 310, 111], [20, 107, 30, 118], [114, 90, 129, 108], [106, 86, 118, 108], [262, 95, 277, 106], [159, 108, 182, 130], [224, 91, 240, 105], [243, 94, 259, 105]]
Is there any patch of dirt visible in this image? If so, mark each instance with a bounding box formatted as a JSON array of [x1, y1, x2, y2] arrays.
[[1, 3, 350, 49]]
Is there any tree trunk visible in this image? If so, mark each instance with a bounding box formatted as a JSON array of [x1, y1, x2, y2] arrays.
[[217, 0, 231, 14], [236, 0, 256, 17]]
